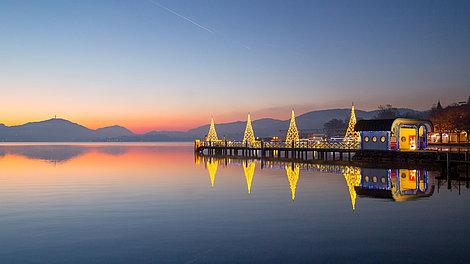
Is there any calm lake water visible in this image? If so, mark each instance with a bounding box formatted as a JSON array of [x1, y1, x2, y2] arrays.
[[0, 143, 469, 263]]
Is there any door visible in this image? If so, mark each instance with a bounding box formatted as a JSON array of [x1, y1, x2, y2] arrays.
[[399, 127, 417, 151]]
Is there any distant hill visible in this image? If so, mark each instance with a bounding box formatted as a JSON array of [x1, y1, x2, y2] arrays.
[[0, 108, 424, 142], [0, 119, 135, 142], [95, 125, 134, 138]]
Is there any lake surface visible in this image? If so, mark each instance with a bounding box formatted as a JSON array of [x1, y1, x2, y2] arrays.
[[0, 143, 469, 263]]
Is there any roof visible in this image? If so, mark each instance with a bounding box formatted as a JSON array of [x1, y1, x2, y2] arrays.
[[355, 119, 395, 131]]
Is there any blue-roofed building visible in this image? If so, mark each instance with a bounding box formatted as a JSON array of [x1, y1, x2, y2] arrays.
[[355, 118, 433, 151]]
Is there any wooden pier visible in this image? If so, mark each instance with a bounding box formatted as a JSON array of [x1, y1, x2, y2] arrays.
[[195, 141, 470, 167], [196, 141, 357, 162], [196, 105, 470, 169]]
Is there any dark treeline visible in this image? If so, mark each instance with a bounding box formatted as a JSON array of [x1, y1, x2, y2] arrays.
[[429, 97, 470, 135]]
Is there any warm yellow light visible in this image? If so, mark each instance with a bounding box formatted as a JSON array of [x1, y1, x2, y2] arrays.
[[242, 113, 256, 146], [242, 160, 256, 194], [285, 110, 300, 146], [342, 166, 361, 211], [206, 116, 218, 142], [205, 158, 218, 187], [285, 163, 300, 201], [343, 103, 360, 149]]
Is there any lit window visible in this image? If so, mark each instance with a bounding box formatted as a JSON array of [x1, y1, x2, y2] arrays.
[[419, 126, 425, 137], [364, 136, 369, 142], [372, 136, 377, 142], [380, 136, 386, 142]]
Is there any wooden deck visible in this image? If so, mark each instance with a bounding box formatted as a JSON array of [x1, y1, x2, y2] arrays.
[[195, 141, 470, 166]]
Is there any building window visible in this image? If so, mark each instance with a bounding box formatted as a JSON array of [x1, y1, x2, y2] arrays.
[[380, 136, 386, 142], [419, 126, 425, 137], [372, 136, 377, 142], [364, 136, 369, 142]]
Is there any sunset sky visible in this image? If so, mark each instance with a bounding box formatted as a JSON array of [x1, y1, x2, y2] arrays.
[[1, 0, 469, 133]]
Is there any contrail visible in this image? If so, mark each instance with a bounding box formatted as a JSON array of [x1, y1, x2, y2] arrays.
[[147, 0, 251, 50], [148, 0, 215, 34]]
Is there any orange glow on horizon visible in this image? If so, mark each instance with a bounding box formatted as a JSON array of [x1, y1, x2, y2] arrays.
[[0, 110, 300, 133], [1, 101, 393, 133]]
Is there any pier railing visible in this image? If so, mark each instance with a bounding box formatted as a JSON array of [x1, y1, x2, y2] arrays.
[[198, 140, 359, 150]]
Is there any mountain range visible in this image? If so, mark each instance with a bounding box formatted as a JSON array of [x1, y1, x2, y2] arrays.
[[0, 108, 423, 142]]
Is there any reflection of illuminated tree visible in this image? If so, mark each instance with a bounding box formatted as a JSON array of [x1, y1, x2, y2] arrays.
[[243, 160, 256, 194], [205, 158, 218, 187], [285, 163, 300, 201], [342, 166, 361, 210]]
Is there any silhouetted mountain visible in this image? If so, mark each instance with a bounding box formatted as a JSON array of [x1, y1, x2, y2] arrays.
[[0, 108, 424, 142], [117, 130, 192, 141], [0, 118, 135, 142], [187, 118, 286, 140], [95, 125, 134, 138]]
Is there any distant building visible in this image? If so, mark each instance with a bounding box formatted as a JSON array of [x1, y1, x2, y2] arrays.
[[355, 118, 433, 151]]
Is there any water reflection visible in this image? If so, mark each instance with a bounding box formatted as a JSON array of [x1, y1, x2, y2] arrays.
[[197, 155, 437, 210], [342, 166, 361, 210], [0, 144, 469, 262], [0, 145, 88, 163], [0, 144, 130, 163], [0, 144, 438, 210], [285, 163, 300, 201], [356, 168, 434, 202], [243, 160, 256, 194], [205, 158, 218, 188]]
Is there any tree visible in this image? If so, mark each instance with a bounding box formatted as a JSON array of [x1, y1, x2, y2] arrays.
[[375, 104, 423, 119], [323, 118, 347, 138], [429, 102, 470, 132], [436, 100, 443, 110], [375, 104, 399, 119]]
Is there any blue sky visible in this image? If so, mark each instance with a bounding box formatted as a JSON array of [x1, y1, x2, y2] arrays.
[[1, 0, 469, 131]]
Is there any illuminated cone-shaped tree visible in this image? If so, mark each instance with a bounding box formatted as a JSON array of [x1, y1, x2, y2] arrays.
[[343, 103, 360, 148], [285, 110, 300, 146], [342, 166, 361, 211], [206, 117, 218, 142], [285, 163, 300, 201], [243, 160, 256, 194], [242, 113, 256, 146]]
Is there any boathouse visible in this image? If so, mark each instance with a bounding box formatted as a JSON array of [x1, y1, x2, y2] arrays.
[[355, 118, 432, 151]]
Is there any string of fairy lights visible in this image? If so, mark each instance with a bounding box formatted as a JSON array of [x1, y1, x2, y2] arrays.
[[204, 104, 360, 150]]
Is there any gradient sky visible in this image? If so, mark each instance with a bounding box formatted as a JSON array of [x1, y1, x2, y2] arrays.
[[1, 0, 469, 132]]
